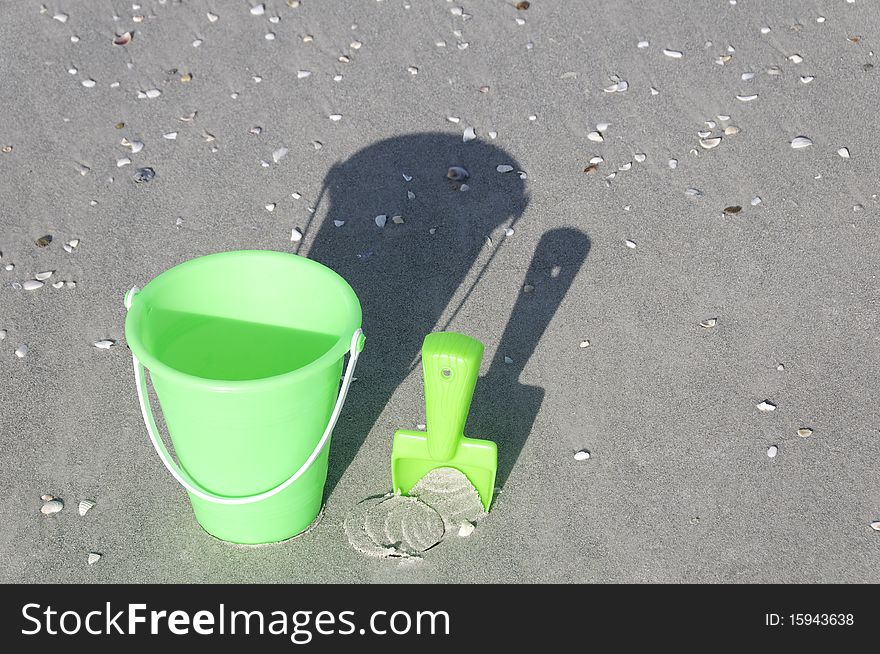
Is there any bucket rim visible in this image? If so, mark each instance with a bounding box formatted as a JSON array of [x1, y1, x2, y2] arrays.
[[124, 250, 362, 390]]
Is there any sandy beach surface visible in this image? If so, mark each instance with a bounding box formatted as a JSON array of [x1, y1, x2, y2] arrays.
[[2, 0, 879, 583]]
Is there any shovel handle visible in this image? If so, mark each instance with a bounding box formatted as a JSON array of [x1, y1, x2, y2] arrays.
[[422, 332, 484, 460]]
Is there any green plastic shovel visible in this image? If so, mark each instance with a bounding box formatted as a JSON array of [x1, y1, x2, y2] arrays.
[[391, 332, 497, 511]]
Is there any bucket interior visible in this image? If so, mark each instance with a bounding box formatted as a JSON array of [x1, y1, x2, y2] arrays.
[[129, 251, 360, 382]]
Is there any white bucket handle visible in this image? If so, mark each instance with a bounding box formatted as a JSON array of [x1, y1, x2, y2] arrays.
[[125, 286, 364, 505]]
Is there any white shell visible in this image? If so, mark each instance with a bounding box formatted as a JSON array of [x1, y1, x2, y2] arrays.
[[637, 40, 649, 48], [767, 445, 778, 458], [23, 280, 44, 290], [88, 552, 102, 565], [574, 449, 591, 461], [634, 153, 646, 163], [94, 340, 116, 349], [587, 131, 604, 142], [0, 329, 6, 340], [751, 196, 762, 206], [788, 54, 803, 64], [81, 79, 96, 88], [625, 239, 637, 248], [756, 400, 777, 412], [145, 89, 161, 99], [736, 94, 758, 102], [265, 203, 275, 212], [290, 227, 303, 242], [328, 114, 342, 122], [579, 340, 590, 348], [700, 137, 722, 149], [700, 318, 717, 328], [207, 12, 219, 22], [250, 4, 265, 15], [797, 428, 813, 438], [503, 356, 513, 364], [663, 48, 683, 58], [870, 521, 880, 531], [375, 215, 387, 227], [163, 132, 178, 140], [272, 147, 289, 163], [463, 126, 476, 142], [333, 220, 345, 227], [791, 136, 813, 149], [668, 159, 678, 169], [78, 499, 96, 516], [41, 499, 64, 515], [15, 344, 28, 357], [741, 72, 755, 80], [496, 164, 514, 173], [800, 75, 814, 84], [296, 70, 311, 80], [837, 147, 850, 159], [458, 521, 475, 537]]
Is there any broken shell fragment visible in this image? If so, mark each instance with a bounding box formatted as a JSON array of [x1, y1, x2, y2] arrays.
[[587, 131, 604, 142], [700, 318, 717, 328], [375, 215, 387, 227], [113, 32, 132, 46], [496, 164, 514, 173], [15, 344, 28, 357], [463, 126, 476, 142], [290, 227, 303, 242], [94, 340, 115, 349], [757, 400, 777, 412], [23, 280, 44, 291], [78, 499, 96, 516], [458, 521, 475, 537], [35, 271, 53, 280], [791, 136, 813, 149], [767, 445, 778, 458], [574, 449, 591, 461], [796, 428, 813, 438], [700, 137, 722, 149], [88, 552, 102, 565]]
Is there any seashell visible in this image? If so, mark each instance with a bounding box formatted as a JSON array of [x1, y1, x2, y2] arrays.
[[53, 12, 68, 22], [837, 147, 850, 159], [290, 228, 303, 242], [788, 54, 803, 64], [463, 126, 476, 142], [790, 136, 813, 149], [264, 203, 275, 212], [700, 137, 722, 149], [41, 499, 64, 515], [587, 131, 604, 142], [133, 167, 155, 183], [698, 130, 711, 138], [797, 428, 813, 438], [113, 32, 132, 46], [700, 318, 717, 328], [503, 356, 513, 364], [94, 340, 115, 349], [272, 147, 288, 163], [391, 215, 405, 224], [488, 131, 497, 139], [625, 239, 636, 248], [668, 159, 678, 169], [724, 126, 740, 135], [265, 33, 275, 40], [375, 215, 387, 227], [736, 94, 758, 102], [144, 89, 161, 99], [619, 162, 632, 171], [250, 4, 265, 15], [407, 66, 419, 75], [402, 174, 413, 182], [766, 66, 782, 75], [117, 157, 131, 167], [328, 114, 342, 121], [23, 280, 44, 291], [583, 164, 598, 174], [35, 271, 53, 280], [458, 521, 475, 537], [41, 494, 54, 502], [579, 340, 590, 348], [88, 552, 102, 565], [723, 206, 742, 214], [207, 12, 218, 22], [447, 166, 469, 181], [333, 220, 345, 227], [52, 281, 64, 289], [496, 164, 514, 173], [767, 445, 778, 458], [574, 449, 591, 461], [757, 400, 777, 412], [81, 79, 96, 88], [296, 70, 311, 79], [407, 191, 415, 200], [663, 48, 683, 58], [66, 281, 76, 288], [163, 132, 177, 140], [870, 521, 880, 532], [634, 153, 646, 163], [637, 40, 649, 48], [78, 499, 96, 516], [800, 75, 814, 84], [178, 112, 197, 122], [751, 196, 762, 206]]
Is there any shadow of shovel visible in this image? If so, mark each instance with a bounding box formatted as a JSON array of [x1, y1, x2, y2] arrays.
[[468, 227, 591, 491]]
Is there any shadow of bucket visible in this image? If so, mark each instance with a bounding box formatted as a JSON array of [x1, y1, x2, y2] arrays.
[[124, 250, 364, 544]]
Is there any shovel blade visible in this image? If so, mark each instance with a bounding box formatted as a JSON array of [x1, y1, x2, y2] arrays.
[[391, 429, 497, 511]]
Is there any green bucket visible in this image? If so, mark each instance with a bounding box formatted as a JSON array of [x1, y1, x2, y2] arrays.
[[124, 250, 364, 544]]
